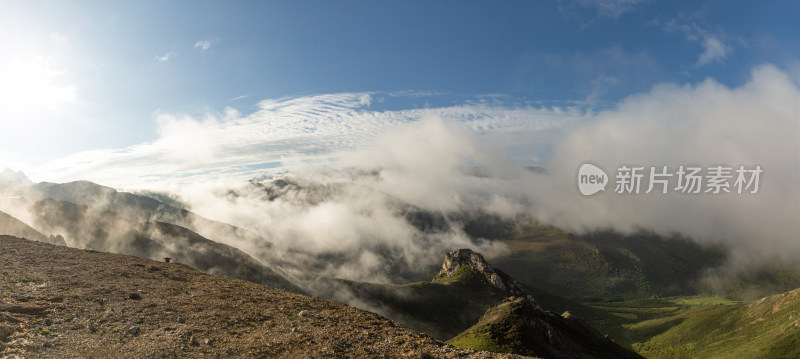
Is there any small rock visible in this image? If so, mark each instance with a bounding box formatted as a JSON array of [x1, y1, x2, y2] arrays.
[[128, 293, 142, 300], [298, 310, 311, 318], [225, 348, 233, 355], [127, 326, 139, 336], [189, 335, 199, 346], [177, 315, 185, 323], [203, 338, 211, 345]]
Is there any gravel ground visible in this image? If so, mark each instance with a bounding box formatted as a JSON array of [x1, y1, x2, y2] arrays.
[[0, 235, 531, 358]]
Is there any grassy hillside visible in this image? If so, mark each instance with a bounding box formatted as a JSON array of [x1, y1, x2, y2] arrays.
[[310, 249, 646, 359], [312, 257, 607, 340], [449, 297, 643, 359], [315, 266, 510, 340], [627, 289, 800, 358], [491, 223, 728, 301]]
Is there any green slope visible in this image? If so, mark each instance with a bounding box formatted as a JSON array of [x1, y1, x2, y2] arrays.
[[629, 289, 800, 358], [318, 265, 509, 340], [449, 297, 643, 359]]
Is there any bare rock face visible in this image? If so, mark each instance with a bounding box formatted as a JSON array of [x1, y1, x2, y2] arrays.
[[436, 249, 530, 300]]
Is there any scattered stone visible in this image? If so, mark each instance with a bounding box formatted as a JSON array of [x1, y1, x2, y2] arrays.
[[177, 315, 185, 323], [127, 326, 139, 336], [298, 310, 312, 318], [204, 338, 212, 345], [128, 293, 142, 300]]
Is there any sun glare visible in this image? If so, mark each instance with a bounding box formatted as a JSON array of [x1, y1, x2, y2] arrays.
[[0, 56, 77, 116]]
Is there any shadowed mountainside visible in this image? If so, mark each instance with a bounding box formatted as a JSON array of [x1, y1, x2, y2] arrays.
[[308, 248, 641, 359], [29, 181, 268, 248], [0, 210, 64, 246], [0, 197, 298, 293]]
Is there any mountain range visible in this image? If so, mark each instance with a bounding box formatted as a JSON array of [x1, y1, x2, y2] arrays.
[[2, 171, 799, 358]]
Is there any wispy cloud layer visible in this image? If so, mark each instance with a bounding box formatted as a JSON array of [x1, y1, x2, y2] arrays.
[[30, 92, 581, 188]]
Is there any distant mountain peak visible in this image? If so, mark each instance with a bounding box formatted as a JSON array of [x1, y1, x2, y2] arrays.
[[0, 168, 33, 185]]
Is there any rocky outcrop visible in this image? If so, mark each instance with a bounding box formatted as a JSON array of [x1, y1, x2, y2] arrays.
[[436, 249, 529, 299], [46, 234, 67, 246], [438, 249, 643, 358]]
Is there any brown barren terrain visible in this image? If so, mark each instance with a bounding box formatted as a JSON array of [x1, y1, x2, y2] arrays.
[[0, 235, 528, 358]]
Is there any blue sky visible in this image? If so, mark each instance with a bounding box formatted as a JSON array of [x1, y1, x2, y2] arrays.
[[0, 0, 798, 186]]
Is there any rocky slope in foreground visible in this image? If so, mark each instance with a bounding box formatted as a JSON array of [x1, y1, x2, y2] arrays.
[[0, 236, 528, 358]]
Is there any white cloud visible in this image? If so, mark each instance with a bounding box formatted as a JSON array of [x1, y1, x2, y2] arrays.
[[697, 35, 730, 66], [194, 40, 212, 51], [21, 65, 800, 286], [154, 51, 177, 62], [661, 19, 732, 66], [172, 66, 800, 285], [359, 93, 372, 107], [537, 64, 800, 258]]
